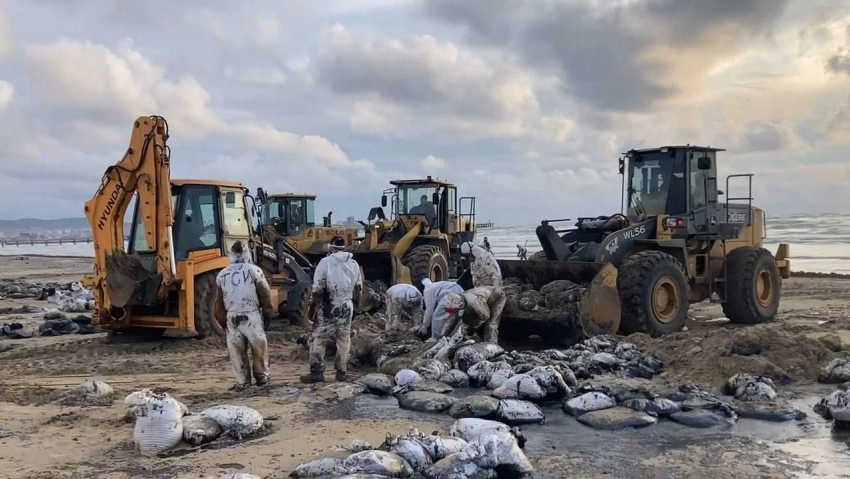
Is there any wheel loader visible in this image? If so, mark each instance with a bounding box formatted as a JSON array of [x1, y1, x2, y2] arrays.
[[354, 177, 477, 289], [83, 116, 312, 338], [497, 145, 791, 342]]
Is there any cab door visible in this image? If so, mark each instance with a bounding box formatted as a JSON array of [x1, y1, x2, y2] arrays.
[[220, 188, 252, 254]]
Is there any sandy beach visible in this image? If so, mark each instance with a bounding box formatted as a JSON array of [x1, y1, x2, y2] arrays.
[[2, 254, 850, 478]]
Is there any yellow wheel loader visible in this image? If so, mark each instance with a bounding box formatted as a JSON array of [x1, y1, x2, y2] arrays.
[[354, 177, 477, 289], [497, 145, 791, 343], [83, 116, 312, 338]]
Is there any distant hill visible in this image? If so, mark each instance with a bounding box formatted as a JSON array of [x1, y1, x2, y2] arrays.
[[0, 218, 91, 230]]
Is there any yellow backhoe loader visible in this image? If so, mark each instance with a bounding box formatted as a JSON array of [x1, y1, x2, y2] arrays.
[[83, 116, 312, 337]]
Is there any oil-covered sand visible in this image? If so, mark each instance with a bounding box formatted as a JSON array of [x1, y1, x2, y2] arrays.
[[2, 255, 850, 478]]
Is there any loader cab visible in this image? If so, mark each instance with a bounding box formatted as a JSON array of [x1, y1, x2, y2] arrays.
[[259, 194, 316, 238], [388, 177, 476, 242]]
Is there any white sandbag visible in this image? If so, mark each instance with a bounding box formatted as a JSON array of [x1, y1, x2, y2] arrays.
[[467, 360, 511, 387], [60, 379, 116, 405], [818, 390, 850, 422], [182, 415, 223, 446], [492, 374, 546, 400], [449, 418, 512, 443], [348, 439, 373, 452], [424, 447, 496, 479], [126, 390, 186, 456], [201, 405, 264, 439], [563, 392, 616, 416], [439, 369, 471, 389], [415, 359, 450, 381], [819, 358, 850, 384], [526, 365, 569, 397], [471, 432, 534, 476], [387, 436, 433, 471], [291, 457, 346, 477], [342, 450, 414, 477], [496, 399, 545, 425], [454, 343, 505, 371], [395, 369, 423, 387], [486, 365, 515, 390]]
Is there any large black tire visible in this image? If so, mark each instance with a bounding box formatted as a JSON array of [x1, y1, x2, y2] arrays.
[[288, 287, 312, 330], [194, 271, 226, 339], [404, 245, 449, 290], [618, 251, 690, 337], [722, 247, 781, 324]]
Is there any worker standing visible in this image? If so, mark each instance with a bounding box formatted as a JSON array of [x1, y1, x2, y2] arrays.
[[440, 286, 507, 343], [420, 278, 464, 341], [300, 245, 361, 383], [385, 283, 424, 333], [214, 241, 277, 391], [462, 242, 502, 287]]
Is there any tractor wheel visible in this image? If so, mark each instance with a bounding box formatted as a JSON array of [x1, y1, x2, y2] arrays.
[[193, 271, 226, 339], [722, 247, 781, 324], [288, 287, 313, 331], [618, 251, 690, 337], [404, 245, 449, 290]]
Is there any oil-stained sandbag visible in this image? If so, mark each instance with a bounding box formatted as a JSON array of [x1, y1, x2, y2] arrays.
[[125, 390, 187, 456], [562, 392, 616, 416], [486, 366, 515, 390], [576, 407, 658, 430], [386, 436, 433, 471], [397, 392, 456, 413], [343, 450, 414, 477], [471, 432, 534, 477], [526, 366, 569, 398], [182, 415, 223, 446], [454, 343, 505, 372], [669, 410, 735, 428], [395, 369, 423, 387], [723, 374, 777, 402], [200, 405, 264, 439], [209, 474, 262, 479], [59, 379, 116, 406], [349, 439, 374, 452], [439, 369, 470, 389], [492, 374, 546, 400], [815, 390, 850, 422], [360, 373, 395, 396], [424, 447, 496, 479], [415, 359, 451, 381], [496, 399, 545, 425], [407, 380, 454, 394], [467, 361, 511, 388], [290, 457, 346, 477], [412, 434, 470, 461], [620, 398, 681, 417], [448, 396, 500, 419], [449, 418, 514, 443], [819, 358, 850, 384]]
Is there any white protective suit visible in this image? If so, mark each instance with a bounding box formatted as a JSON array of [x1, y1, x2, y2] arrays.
[[384, 284, 424, 333], [215, 247, 274, 388], [309, 251, 361, 375], [421, 278, 464, 341], [462, 242, 502, 287], [441, 286, 507, 343]]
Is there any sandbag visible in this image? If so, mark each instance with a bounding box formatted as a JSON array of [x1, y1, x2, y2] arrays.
[[59, 379, 115, 406], [348, 439, 373, 452], [407, 380, 454, 394], [395, 369, 423, 387], [397, 392, 456, 413], [387, 436, 433, 471], [563, 392, 616, 416], [182, 415, 223, 446], [439, 369, 470, 389], [577, 407, 657, 430], [415, 359, 450, 381], [723, 374, 777, 401], [819, 358, 850, 384], [492, 374, 546, 400], [360, 373, 395, 396], [815, 390, 850, 422], [620, 398, 681, 417], [471, 432, 534, 477], [526, 365, 569, 397], [454, 343, 505, 372], [412, 434, 470, 461], [486, 366, 515, 390], [449, 418, 515, 443], [125, 390, 186, 456], [201, 405, 264, 439], [291, 457, 346, 477], [343, 450, 414, 477], [467, 361, 511, 388], [208, 475, 262, 479], [496, 399, 545, 425], [448, 396, 501, 419], [424, 447, 496, 479]]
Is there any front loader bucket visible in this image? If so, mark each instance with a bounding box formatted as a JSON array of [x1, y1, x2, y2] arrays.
[[104, 250, 162, 308], [352, 250, 411, 287], [497, 259, 621, 346]]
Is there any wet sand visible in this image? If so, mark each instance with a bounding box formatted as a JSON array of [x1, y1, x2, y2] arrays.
[[2, 255, 850, 478]]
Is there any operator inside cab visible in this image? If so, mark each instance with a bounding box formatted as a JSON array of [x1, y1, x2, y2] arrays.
[[409, 194, 436, 224]]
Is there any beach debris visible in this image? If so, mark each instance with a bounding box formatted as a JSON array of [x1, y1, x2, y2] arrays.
[[819, 358, 850, 384], [200, 405, 264, 439], [182, 415, 223, 446], [47, 282, 94, 312], [577, 407, 657, 430], [495, 399, 545, 425], [723, 374, 777, 402], [448, 396, 501, 419], [359, 373, 395, 396], [397, 392, 456, 413], [563, 392, 616, 417], [125, 389, 188, 456], [59, 379, 115, 406]]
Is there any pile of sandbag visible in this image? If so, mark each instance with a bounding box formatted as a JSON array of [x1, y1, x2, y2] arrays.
[[124, 389, 264, 456], [722, 374, 777, 402], [46, 282, 94, 313], [291, 420, 533, 478], [819, 358, 850, 384], [0, 279, 44, 300]]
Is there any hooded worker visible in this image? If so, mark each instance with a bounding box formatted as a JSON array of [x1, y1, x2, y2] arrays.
[[462, 241, 502, 287], [301, 245, 361, 383], [385, 283, 424, 334], [420, 278, 464, 342], [214, 241, 277, 390], [440, 286, 507, 343]]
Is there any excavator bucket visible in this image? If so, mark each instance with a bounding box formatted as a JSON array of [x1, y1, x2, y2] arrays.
[[104, 250, 162, 308]]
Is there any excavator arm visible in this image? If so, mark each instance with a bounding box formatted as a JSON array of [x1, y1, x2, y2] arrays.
[[83, 116, 176, 323]]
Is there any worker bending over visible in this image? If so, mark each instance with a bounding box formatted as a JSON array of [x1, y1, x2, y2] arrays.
[[215, 241, 276, 390], [462, 242, 502, 287], [420, 278, 464, 341], [440, 286, 506, 343], [301, 245, 361, 383], [385, 283, 424, 333]]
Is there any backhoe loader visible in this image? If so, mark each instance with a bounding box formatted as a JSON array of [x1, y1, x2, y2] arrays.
[[83, 116, 312, 338]]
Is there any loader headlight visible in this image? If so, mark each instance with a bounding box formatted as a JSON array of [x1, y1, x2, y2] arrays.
[[664, 217, 687, 229]]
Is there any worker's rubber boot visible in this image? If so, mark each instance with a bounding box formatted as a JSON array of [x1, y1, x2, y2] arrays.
[[300, 368, 325, 384], [335, 370, 348, 382]]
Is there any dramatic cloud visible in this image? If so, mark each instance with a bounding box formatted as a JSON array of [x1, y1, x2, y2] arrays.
[[233, 123, 351, 167]]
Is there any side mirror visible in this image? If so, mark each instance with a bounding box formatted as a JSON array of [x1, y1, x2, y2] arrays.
[[257, 187, 267, 204], [432, 192, 440, 205], [698, 157, 712, 170], [618, 157, 625, 175], [381, 195, 387, 207]]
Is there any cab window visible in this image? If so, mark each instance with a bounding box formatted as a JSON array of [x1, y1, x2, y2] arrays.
[[174, 186, 220, 259]]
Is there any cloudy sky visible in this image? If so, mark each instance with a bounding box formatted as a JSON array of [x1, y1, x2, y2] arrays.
[[0, 0, 848, 224]]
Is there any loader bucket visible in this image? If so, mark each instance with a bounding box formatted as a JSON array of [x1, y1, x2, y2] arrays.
[[496, 259, 621, 345], [352, 250, 411, 287]]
